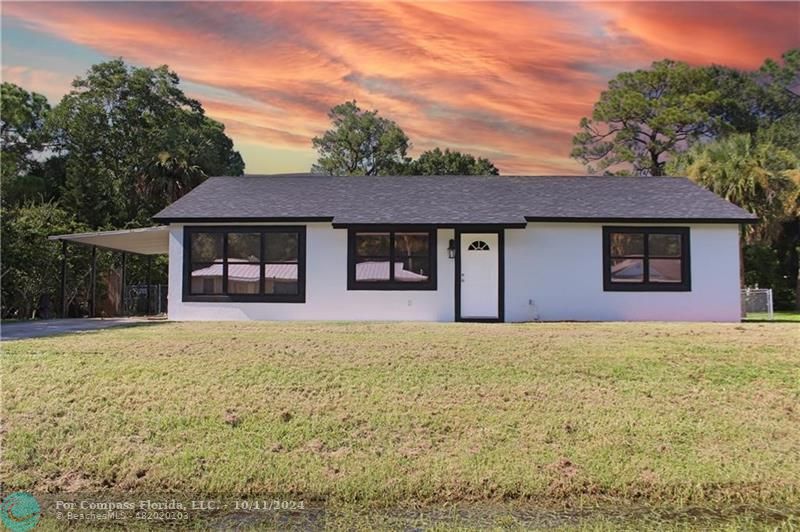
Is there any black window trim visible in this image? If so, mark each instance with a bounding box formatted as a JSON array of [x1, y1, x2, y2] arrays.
[[183, 225, 306, 303], [347, 225, 437, 291], [602, 226, 691, 292]]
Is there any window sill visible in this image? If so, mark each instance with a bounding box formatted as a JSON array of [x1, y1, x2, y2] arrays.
[[347, 282, 437, 291], [182, 294, 306, 303], [603, 283, 691, 292]]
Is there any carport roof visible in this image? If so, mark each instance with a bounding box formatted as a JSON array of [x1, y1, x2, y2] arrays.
[[48, 226, 169, 255]]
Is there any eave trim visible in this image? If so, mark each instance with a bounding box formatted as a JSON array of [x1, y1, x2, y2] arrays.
[[524, 216, 758, 224]]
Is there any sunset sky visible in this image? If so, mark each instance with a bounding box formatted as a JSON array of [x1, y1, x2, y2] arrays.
[[2, 2, 798, 175]]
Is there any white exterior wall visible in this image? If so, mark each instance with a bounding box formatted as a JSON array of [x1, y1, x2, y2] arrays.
[[168, 223, 455, 321], [504, 223, 742, 322], [168, 222, 742, 322]]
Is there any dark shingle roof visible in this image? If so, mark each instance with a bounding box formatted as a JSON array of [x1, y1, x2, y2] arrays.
[[153, 174, 756, 225]]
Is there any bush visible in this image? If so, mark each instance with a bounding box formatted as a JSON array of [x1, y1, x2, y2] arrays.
[[744, 243, 796, 310]]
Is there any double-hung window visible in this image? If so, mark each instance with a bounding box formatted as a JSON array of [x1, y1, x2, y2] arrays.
[[183, 226, 305, 302], [347, 227, 437, 290], [602, 226, 690, 291]]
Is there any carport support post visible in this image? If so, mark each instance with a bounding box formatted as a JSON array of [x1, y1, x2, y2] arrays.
[[121, 252, 127, 317], [60, 240, 68, 318], [146, 256, 152, 315], [90, 245, 97, 318]]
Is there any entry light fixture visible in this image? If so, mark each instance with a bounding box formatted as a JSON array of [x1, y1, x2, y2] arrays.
[[448, 239, 456, 259]]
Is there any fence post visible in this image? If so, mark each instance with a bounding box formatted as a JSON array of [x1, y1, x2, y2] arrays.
[[767, 289, 774, 321]]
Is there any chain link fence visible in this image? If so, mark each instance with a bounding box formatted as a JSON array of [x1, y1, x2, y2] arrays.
[[123, 284, 168, 316], [741, 288, 773, 320]]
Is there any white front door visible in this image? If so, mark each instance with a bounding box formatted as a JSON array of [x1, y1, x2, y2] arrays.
[[460, 233, 499, 319]]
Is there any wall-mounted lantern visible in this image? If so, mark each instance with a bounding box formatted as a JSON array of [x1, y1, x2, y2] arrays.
[[448, 239, 456, 259]]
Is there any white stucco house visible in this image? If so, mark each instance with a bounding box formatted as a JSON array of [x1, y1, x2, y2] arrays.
[[134, 173, 754, 322]]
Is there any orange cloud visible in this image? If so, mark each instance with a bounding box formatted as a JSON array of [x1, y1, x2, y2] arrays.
[[2, 2, 796, 174], [588, 2, 799, 69]]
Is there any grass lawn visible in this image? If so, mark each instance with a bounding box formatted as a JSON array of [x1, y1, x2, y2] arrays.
[[744, 310, 800, 322], [2, 321, 799, 529]]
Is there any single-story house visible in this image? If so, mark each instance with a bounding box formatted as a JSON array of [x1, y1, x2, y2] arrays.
[[142, 173, 756, 322]]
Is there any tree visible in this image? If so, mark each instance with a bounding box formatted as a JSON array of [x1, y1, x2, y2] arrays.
[[139, 150, 206, 206], [405, 147, 498, 175], [312, 101, 500, 176], [572, 50, 800, 177], [668, 132, 799, 243], [705, 49, 800, 140], [754, 50, 800, 158], [571, 60, 721, 176], [49, 60, 244, 227], [743, 243, 796, 310], [0, 83, 53, 204], [312, 101, 410, 175], [0, 62, 247, 319], [668, 131, 800, 309], [757, 48, 800, 122], [1, 155, 67, 207], [0, 83, 50, 167], [680, 51, 800, 310], [0, 202, 89, 319]]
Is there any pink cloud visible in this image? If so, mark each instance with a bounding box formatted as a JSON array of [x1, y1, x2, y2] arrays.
[[3, 2, 796, 174], [1, 65, 73, 102]]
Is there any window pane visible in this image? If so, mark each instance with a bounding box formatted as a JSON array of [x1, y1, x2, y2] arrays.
[[264, 263, 298, 294], [649, 259, 682, 283], [649, 234, 682, 257], [265, 232, 298, 262], [467, 240, 490, 251], [610, 258, 644, 283], [609, 233, 644, 257], [190, 263, 223, 294], [395, 233, 429, 256], [355, 233, 390, 257], [394, 233, 430, 283], [227, 262, 261, 294], [355, 258, 390, 281], [396, 257, 430, 282], [227, 233, 261, 262], [190, 233, 223, 263], [264, 279, 298, 295]]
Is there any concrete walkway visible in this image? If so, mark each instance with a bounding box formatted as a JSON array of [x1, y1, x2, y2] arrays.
[[1, 318, 155, 341]]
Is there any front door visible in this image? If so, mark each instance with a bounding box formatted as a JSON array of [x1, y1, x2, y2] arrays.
[[459, 233, 499, 320]]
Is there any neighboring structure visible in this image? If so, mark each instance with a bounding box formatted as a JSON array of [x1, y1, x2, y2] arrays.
[[145, 174, 755, 322]]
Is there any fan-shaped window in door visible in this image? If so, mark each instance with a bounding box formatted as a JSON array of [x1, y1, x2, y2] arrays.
[[468, 240, 490, 251]]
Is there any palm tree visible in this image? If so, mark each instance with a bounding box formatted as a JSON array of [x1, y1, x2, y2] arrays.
[[675, 133, 798, 243], [670, 132, 800, 309], [139, 150, 207, 206]]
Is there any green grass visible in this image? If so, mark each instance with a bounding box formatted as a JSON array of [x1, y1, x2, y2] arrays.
[[2, 321, 799, 528], [744, 310, 800, 322]]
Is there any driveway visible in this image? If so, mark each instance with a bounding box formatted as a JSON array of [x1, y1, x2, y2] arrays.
[[1, 318, 153, 341]]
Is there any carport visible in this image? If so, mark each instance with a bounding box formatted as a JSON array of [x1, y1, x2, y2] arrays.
[[48, 226, 169, 318]]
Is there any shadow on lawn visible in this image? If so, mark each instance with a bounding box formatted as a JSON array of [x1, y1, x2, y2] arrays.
[[29, 500, 800, 530], [191, 503, 800, 530]]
